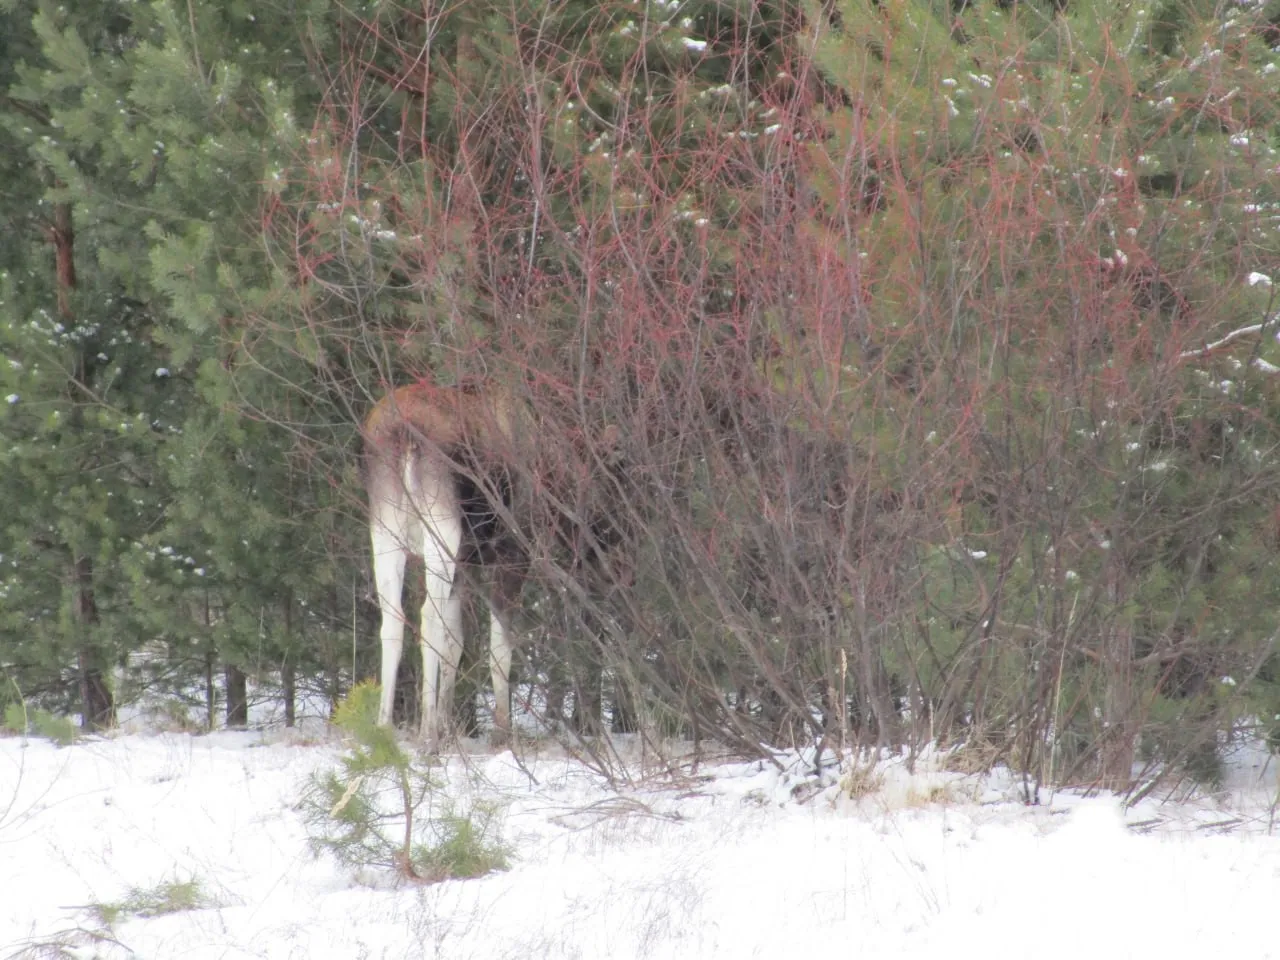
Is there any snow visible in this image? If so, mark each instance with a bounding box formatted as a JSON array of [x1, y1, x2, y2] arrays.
[[3, 730, 1280, 959]]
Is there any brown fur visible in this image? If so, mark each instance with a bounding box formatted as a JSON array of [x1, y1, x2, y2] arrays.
[[364, 381, 520, 464]]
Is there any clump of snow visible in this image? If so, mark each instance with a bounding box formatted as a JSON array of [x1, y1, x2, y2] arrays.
[[3, 732, 1279, 958]]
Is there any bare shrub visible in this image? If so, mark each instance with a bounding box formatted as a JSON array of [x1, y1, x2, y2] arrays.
[[243, 0, 1280, 790]]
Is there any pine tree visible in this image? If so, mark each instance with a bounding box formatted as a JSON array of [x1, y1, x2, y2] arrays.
[[0, 0, 177, 726], [80, 0, 365, 726], [1, 0, 363, 728]]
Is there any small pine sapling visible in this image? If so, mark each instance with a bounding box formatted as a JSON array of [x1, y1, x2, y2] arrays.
[[302, 683, 510, 881], [2, 693, 77, 746]]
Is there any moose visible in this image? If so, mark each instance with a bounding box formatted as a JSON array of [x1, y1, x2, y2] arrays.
[[364, 379, 624, 744]]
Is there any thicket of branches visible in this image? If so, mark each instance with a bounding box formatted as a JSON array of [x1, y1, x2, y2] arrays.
[[5, 0, 1280, 792]]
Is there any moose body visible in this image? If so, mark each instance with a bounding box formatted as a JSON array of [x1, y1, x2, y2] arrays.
[[364, 382, 528, 742]]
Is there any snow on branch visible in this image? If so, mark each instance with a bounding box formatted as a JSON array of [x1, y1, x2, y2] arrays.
[[1178, 321, 1269, 359], [1177, 272, 1279, 369], [1178, 314, 1279, 369]]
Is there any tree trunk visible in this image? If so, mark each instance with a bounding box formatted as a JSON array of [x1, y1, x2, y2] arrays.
[[1100, 561, 1136, 791], [72, 555, 114, 730], [854, 579, 894, 750], [52, 202, 113, 731], [205, 648, 216, 731], [571, 650, 604, 736], [545, 663, 567, 727], [283, 591, 296, 727], [1101, 623, 1136, 790], [326, 581, 344, 718], [282, 663, 296, 728], [225, 664, 248, 728], [610, 660, 639, 734], [51, 201, 77, 325]]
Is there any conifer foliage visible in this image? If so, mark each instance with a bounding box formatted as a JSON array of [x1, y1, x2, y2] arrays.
[[1, 0, 355, 728]]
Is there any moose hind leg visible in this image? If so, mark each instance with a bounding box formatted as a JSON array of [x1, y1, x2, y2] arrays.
[[419, 520, 464, 744], [371, 527, 409, 728], [488, 613, 514, 744], [487, 562, 523, 744], [420, 575, 463, 743]]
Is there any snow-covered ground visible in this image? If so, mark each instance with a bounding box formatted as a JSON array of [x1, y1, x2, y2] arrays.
[[3, 727, 1279, 959]]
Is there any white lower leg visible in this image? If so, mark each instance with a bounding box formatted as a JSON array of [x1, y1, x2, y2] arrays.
[[378, 628, 404, 728], [372, 541, 408, 728], [421, 575, 463, 741], [489, 615, 514, 738]]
